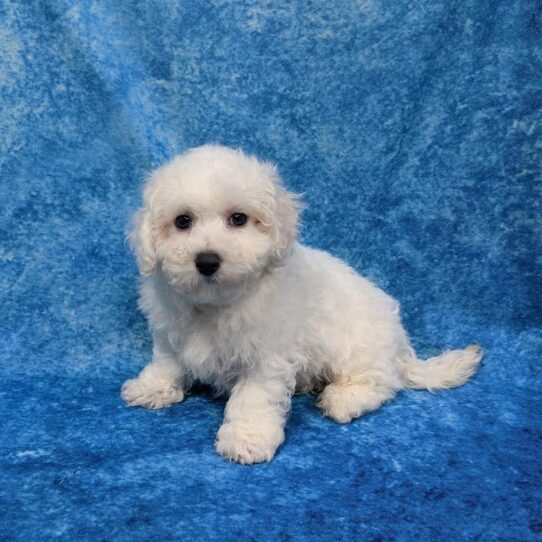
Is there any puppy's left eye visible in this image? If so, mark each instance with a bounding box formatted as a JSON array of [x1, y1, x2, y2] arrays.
[[229, 213, 248, 227]]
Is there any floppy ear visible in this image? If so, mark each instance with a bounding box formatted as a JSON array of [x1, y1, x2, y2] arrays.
[[128, 205, 157, 276], [266, 165, 304, 264], [128, 172, 163, 276]]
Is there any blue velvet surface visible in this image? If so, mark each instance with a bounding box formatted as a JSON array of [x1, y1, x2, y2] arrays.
[[1, 1, 541, 540]]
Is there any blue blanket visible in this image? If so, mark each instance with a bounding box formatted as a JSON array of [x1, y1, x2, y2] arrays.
[[1, 1, 540, 540]]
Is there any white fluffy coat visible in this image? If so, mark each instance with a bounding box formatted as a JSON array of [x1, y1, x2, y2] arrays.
[[121, 145, 483, 464]]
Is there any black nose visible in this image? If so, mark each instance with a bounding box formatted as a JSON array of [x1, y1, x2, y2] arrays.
[[195, 252, 221, 277]]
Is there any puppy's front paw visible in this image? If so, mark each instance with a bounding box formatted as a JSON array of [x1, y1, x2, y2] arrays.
[[215, 421, 284, 465], [121, 377, 184, 409]]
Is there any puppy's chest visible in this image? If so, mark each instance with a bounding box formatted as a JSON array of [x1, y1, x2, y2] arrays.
[[173, 309, 263, 375]]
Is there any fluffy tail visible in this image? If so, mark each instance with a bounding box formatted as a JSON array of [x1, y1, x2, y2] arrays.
[[400, 345, 483, 392]]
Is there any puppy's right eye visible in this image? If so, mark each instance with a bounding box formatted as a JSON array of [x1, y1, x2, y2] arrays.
[[174, 214, 191, 230]]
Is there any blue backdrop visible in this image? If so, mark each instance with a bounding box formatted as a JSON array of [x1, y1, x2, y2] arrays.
[[1, 1, 541, 540]]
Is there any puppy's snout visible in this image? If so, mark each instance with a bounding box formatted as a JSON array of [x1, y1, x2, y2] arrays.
[[195, 252, 221, 277]]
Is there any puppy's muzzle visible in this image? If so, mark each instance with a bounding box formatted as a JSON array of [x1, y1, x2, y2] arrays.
[[195, 252, 221, 277]]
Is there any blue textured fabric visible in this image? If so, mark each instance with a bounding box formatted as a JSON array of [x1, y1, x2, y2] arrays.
[[1, 1, 541, 540]]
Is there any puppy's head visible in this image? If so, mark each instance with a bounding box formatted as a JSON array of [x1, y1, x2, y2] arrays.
[[130, 144, 301, 305]]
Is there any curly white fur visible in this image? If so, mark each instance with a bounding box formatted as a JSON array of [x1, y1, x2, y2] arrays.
[[121, 144, 483, 464]]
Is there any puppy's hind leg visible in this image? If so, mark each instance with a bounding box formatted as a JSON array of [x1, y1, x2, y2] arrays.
[[316, 351, 401, 424], [317, 378, 396, 424]]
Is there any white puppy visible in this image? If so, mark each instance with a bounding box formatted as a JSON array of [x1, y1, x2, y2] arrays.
[[122, 144, 483, 464]]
